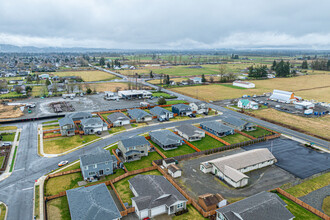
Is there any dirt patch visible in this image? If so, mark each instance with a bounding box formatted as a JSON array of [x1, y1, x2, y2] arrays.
[[0, 104, 24, 119]]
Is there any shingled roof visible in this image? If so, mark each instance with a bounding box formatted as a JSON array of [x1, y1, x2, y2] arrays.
[[120, 136, 150, 149], [221, 116, 247, 128], [127, 109, 151, 119], [175, 124, 205, 137], [80, 148, 116, 167], [107, 112, 130, 122], [149, 130, 183, 146], [150, 106, 172, 116], [200, 121, 233, 133]]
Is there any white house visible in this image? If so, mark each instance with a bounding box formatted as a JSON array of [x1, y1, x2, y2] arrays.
[[190, 77, 203, 84], [168, 164, 182, 178], [233, 81, 255, 88], [189, 102, 209, 114], [237, 99, 259, 110]]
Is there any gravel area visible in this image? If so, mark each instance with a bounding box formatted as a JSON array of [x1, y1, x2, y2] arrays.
[[299, 185, 330, 213]]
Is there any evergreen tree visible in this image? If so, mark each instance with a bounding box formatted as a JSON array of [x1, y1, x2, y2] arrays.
[[158, 97, 166, 105], [99, 57, 105, 66], [301, 60, 308, 69], [201, 74, 206, 83], [107, 62, 110, 68], [149, 71, 154, 78], [45, 79, 51, 86], [271, 60, 277, 70]]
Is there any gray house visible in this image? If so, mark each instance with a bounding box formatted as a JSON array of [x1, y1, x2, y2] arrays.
[[80, 117, 107, 134], [189, 101, 209, 114], [118, 136, 151, 162], [129, 175, 188, 219], [149, 130, 183, 150], [59, 117, 75, 136], [200, 121, 234, 137], [66, 183, 121, 220], [171, 104, 192, 116], [79, 149, 117, 181], [175, 124, 205, 141], [216, 191, 294, 220], [68, 112, 93, 122], [150, 106, 174, 120], [222, 116, 256, 131], [127, 109, 152, 122], [107, 112, 130, 127]]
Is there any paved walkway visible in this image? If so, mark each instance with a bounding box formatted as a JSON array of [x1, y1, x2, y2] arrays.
[[299, 185, 330, 213]]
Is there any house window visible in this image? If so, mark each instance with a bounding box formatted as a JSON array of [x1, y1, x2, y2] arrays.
[[88, 172, 95, 176], [105, 162, 108, 165], [177, 203, 183, 209], [106, 168, 110, 172], [85, 166, 88, 170], [94, 164, 97, 169]]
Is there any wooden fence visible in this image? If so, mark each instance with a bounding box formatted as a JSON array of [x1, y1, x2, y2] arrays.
[[276, 188, 330, 220], [43, 133, 62, 139], [43, 129, 60, 134], [183, 139, 201, 152], [145, 136, 167, 159], [234, 129, 256, 140], [256, 125, 280, 135], [47, 168, 81, 179], [96, 112, 112, 128], [112, 148, 128, 172]]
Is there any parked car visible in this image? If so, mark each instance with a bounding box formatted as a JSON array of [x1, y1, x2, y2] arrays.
[[275, 105, 281, 108], [1, 142, 11, 147], [58, 161, 69, 167]]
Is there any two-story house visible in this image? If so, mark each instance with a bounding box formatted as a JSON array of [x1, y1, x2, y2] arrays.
[[171, 104, 192, 116], [118, 136, 151, 162], [80, 117, 107, 135], [59, 117, 75, 136], [189, 102, 209, 114]]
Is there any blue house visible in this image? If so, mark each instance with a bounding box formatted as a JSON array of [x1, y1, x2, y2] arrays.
[[200, 121, 234, 137], [171, 104, 192, 116]]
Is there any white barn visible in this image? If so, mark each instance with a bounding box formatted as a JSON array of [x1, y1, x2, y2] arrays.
[[269, 89, 296, 103], [233, 81, 255, 89], [200, 149, 276, 188]]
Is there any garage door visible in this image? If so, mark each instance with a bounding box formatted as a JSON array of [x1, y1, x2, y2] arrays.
[[151, 205, 166, 217], [140, 209, 149, 219]]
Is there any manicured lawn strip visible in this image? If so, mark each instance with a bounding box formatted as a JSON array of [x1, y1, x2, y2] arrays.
[[46, 196, 71, 220], [34, 185, 40, 219], [243, 127, 272, 138], [220, 133, 251, 144], [322, 196, 330, 216], [42, 120, 59, 124], [149, 140, 196, 158], [108, 126, 126, 134], [0, 133, 15, 141], [9, 146, 17, 172], [43, 135, 100, 154], [124, 151, 162, 171], [172, 204, 207, 220], [42, 124, 60, 130], [191, 135, 225, 151], [0, 203, 6, 220], [284, 172, 330, 198], [0, 156, 4, 168], [277, 193, 321, 220], [0, 126, 17, 131], [152, 92, 177, 99], [113, 170, 162, 205], [166, 100, 188, 105]]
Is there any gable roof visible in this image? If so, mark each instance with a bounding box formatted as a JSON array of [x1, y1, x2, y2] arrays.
[[200, 121, 233, 133], [59, 117, 74, 127], [129, 175, 187, 210], [120, 136, 150, 149], [127, 109, 151, 119], [80, 117, 103, 126], [80, 148, 116, 167], [67, 112, 93, 120], [175, 124, 205, 137], [199, 193, 224, 207], [222, 116, 247, 128], [172, 104, 191, 110], [216, 191, 294, 220], [239, 99, 250, 106], [150, 106, 172, 116], [66, 183, 121, 220], [168, 164, 181, 173], [270, 89, 295, 102], [107, 112, 130, 122], [149, 130, 183, 146]]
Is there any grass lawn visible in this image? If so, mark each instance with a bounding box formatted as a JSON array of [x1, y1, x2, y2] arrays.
[[31, 86, 43, 97], [9, 146, 17, 172], [322, 196, 330, 216], [152, 92, 176, 99], [220, 133, 251, 144], [191, 135, 225, 151], [0, 126, 17, 131], [81, 82, 129, 92], [277, 193, 321, 220], [34, 185, 40, 219], [42, 120, 59, 124], [0, 133, 15, 141], [114, 170, 162, 205], [46, 196, 71, 220], [42, 124, 60, 130], [284, 172, 330, 198], [166, 100, 188, 105], [109, 126, 126, 134], [0, 156, 4, 168], [0, 91, 25, 98], [43, 135, 100, 154], [57, 161, 81, 172], [150, 140, 196, 158], [100, 113, 111, 121], [172, 204, 207, 220], [0, 203, 6, 220], [54, 70, 118, 82], [243, 127, 272, 138], [124, 151, 162, 171]]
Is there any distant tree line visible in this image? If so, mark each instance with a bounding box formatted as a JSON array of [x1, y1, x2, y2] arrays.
[[248, 65, 268, 78], [311, 59, 330, 71]]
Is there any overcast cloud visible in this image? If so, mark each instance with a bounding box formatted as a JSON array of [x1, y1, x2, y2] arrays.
[[0, 0, 330, 49]]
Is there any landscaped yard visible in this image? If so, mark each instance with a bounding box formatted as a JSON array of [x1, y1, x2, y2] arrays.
[[0, 156, 4, 168], [43, 135, 100, 154], [124, 151, 162, 171], [243, 127, 272, 138], [150, 140, 196, 158], [0, 133, 15, 141], [46, 196, 71, 220], [0, 203, 6, 220], [108, 126, 126, 134], [219, 133, 251, 144], [113, 170, 162, 205], [0, 126, 17, 131], [191, 135, 225, 151], [172, 204, 207, 220], [277, 193, 321, 220]]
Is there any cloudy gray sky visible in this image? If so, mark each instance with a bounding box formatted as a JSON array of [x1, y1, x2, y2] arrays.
[[0, 0, 330, 49]]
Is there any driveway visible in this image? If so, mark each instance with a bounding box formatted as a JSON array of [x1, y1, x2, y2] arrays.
[[242, 137, 330, 179]]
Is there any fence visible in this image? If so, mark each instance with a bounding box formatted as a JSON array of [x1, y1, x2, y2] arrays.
[[43, 129, 60, 134], [112, 148, 128, 172], [256, 125, 280, 135], [96, 112, 112, 128], [43, 133, 62, 139], [234, 129, 256, 140], [202, 129, 231, 146], [47, 168, 81, 179], [146, 136, 167, 159], [276, 188, 330, 220], [183, 139, 201, 152]]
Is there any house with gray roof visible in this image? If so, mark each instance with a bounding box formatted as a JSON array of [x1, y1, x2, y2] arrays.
[[171, 104, 192, 116], [80, 148, 117, 181], [174, 124, 205, 142], [222, 116, 256, 131], [189, 101, 209, 114], [127, 109, 152, 122], [216, 191, 294, 220], [118, 136, 150, 162], [150, 106, 174, 121], [200, 121, 234, 137], [66, 183, 121, 220], [67, 112, 93, 122], [149, 130, 183, 150], [129, 175, 188, 219], [80, 117, 107, 135], [59, 117, 75, 136], [107, 112, 130, 127]]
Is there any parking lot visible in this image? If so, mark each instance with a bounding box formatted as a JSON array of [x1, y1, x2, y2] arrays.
[[242, 137, 330, 179]]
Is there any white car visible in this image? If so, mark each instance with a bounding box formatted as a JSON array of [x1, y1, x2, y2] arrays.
[[58, 161, 69, 167]]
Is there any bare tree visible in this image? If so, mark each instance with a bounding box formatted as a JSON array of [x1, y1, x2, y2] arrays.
[[210, 76, 214, 83], [14, 86, 23, 94], [218, 64, 227, 82], [115, 87, 121, 92]]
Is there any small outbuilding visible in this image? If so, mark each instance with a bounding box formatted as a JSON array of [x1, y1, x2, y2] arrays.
[[167, 164, 182, 178], [233, 81, 255, 88]]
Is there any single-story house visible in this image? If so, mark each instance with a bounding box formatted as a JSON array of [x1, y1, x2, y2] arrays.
[[107, 112, 130, 127], [189, 102, 209, 114], [200, 121, 234, 137], [0, 89, 9, 94], [200, 148, 276, 188], [118, 90, 152, 99], [66, 183, 121, 220], [221, 116, 256, 132], [59, 117, 75, 136], [168, 164, 182, 178], [174, 124, 205, 142], [233, 81, 255, 88], [198, 193, 226, 212], [127, 109, 152, 122], [269, 89, 296, 103], [190, 77, 202, 84], [80, 117, 107, 135], [150, 106, 174, 120], [129, 175, 188, 219], [38, 74, 50, 79], [80, 148, 117, 181], [149, 130, 183, 150], [162, 158, 176, 168], [216, 191, 294, 220], [172, 104, 192, 116], [118, 136, 150, 162], [67, 112, 93, 122], [237, 99, 258, 110]]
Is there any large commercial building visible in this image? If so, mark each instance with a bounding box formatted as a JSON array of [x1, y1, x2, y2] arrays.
[[269, 89, 298, 103], [118, 90, 152, 99]]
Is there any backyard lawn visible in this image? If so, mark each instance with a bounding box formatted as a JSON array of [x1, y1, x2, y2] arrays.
[[243, 127, 272, 138], [191, 135, 225, 151], [0, 156, 4, 168], [100, 113, 111, 121], [124, 151, 162, 171], [172, 205, 207, 220], [150, 140, 196, 158], [113, 170, 162, 205], [0, 126, 17, 131], [43, 135, 100, 154], [220, 133, 251, 144], [46, 196, 71, 220], [0, 133, 15, 141]]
